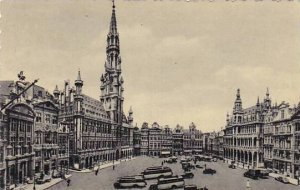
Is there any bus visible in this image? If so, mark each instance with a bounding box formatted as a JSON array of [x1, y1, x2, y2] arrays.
[[146, 166, 166, 170], [114, 175, 147, 188], [142, 167, 173, 179], [157, 176, 185, 190]]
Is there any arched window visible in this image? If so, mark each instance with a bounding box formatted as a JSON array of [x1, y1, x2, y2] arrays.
[[115, 54, 118, 68], [110, 53, 114, 68], [116, 36, 119, 45]]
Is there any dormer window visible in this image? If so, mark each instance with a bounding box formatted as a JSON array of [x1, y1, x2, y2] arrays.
[[281, 110, 284, 119]]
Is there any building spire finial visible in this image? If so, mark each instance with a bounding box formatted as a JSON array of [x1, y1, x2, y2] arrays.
[[109, 0, 117, 34], [77, 69, 81, 81]]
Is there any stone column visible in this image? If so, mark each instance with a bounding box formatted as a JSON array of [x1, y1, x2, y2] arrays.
[[251, 152, 254, 168], [247, 152, 250, 166], [6, 165, 10, 190]]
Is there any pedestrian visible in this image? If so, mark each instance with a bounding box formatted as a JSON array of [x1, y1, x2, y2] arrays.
[[113, 164, 115, 170], [161, 161, 164, 166], [67, 179, 71, 186], [204, 164, 206, 169], [246, 179, 250, 189], [95, 168, 99, 175]]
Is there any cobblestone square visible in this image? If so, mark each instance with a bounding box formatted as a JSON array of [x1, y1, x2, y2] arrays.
[[48, 156, 299, 190]]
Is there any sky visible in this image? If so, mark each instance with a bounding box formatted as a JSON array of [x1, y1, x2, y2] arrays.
[[1, 0, 300, 132]]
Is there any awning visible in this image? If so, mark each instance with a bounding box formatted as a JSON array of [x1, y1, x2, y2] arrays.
[[184, 150, 192, 153], [161, 151, 171, 155]]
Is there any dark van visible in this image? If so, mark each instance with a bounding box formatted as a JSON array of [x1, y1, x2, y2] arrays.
[[243, 169, 260, 180]]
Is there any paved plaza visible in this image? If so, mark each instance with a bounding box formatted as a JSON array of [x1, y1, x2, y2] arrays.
[[47, 156, 299, 190]]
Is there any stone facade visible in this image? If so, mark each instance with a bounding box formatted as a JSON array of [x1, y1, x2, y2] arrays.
[[224, 89, 269, 168], [172, 125, 184, 156], [183, 123, 203, 155]]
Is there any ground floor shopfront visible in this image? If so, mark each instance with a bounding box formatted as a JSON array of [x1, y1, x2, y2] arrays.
[[224, 148, 264, 168], [69, 148, 133, 170], [272, 159, 300, 179], [5, 156, 34, 190]]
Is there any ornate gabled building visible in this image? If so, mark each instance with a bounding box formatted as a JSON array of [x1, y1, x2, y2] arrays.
[[291, 105, 300, 179], [271, 102, 295, 176], [133, 125, 141, 156], [224, 89, 271, 169], [172, 125, 184, 156], [32, 100, 60, 177], [183, 123, 203, 155], [0, 74, 38, 189], [161, 126, 173, 157]]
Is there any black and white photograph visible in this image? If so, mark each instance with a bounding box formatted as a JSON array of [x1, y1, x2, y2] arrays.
[[1, 0, 300, 189]]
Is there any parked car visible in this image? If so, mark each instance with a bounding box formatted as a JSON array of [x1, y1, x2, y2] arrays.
[[228, 164, 236, 169], [52, 170, 62, 178], [275, 176, 289, 184], [257, 169, 271, 179], [199, 187, 209, 190], [184, 184, 208, 190], [203, 168, 216, 175], [181, 172, 194, 179], [182, 162, 195, 169], [36, 174, 51, 184], [212, 158, 217, 162], [195, 164, 203, 169], [184, 184, 199, 190], [149, 184, 158, 190], [243, 169, 259, 180], [166, 157, 177, 164]]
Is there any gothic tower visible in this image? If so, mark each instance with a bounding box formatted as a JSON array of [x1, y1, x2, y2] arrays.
[[233, 88, 243, 123], [100, 1, 124, 125], [74, 70, 84, 151], [264, 88, 271, 110]]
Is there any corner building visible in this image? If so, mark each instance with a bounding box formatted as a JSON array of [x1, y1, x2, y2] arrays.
[[224, 89, 272, 168]]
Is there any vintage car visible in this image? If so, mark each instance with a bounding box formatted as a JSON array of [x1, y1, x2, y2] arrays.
[[203, 168, 216, 175], [181, 172, 194, 179], [275, 176, 289, 184]]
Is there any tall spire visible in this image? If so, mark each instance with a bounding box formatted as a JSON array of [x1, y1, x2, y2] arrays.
[[110, 0, 117, 34], [235, 89, 241, 103], [233, 88, 243, 114], [77, 70, 81, 81], [101, 1, 124, 125], [75, 69, 83, 87], [266, 87, 270, 98]]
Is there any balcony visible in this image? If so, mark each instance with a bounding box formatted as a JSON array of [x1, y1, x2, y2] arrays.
[[274, 131, 292, 136], [273, 155, 292, 162], [34, 144, 59, 150], [273, 146, 292, 151]]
